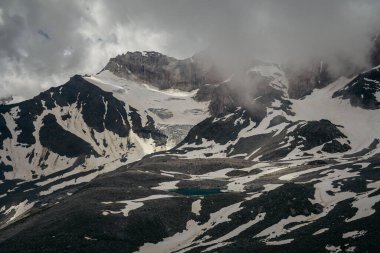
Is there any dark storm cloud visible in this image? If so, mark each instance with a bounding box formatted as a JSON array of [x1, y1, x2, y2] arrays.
[[0, 0, 168, 99], [0, 0, 379, 99]]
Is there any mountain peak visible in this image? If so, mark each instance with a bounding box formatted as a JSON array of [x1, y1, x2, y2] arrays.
[[101, 50, 223, 91]]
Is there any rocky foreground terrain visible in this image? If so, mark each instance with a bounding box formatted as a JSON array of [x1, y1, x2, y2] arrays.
[[0, 50, 379, 252]]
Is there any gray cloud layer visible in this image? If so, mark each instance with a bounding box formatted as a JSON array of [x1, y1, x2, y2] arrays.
[[0, 0, 379, 99]]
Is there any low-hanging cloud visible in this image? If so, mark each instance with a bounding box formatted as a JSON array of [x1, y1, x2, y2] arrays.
[[0, 0, 379, 100]]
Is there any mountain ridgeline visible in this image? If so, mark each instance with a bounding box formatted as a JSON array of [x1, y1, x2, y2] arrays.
[[0, 49, 380, 253]]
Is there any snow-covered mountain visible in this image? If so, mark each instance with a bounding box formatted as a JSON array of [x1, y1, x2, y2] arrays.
[[0, 51, 379, 253], [168, 66, 380, 161], [0, 54, 212, 228]]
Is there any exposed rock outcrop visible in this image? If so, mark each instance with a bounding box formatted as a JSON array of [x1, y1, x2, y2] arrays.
[[333, 66, 380, 109], [102, 51, 223, 91]]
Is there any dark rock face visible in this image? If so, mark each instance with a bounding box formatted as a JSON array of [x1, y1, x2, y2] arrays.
[[285, 58, 365, 99], [175, 116, 351, 161], [1, 97, 44, 146], [129, 106, 168, 146], [261, 119, 350, 159], [43, 75, 131, 137], [39, 114, 95, 158], [296, 119, 348, 151], [230, 119, 350, 161], [0, 115, 11, 149], [179, 108, 251, 146], [322, 140, 351, 153], [207, 84, 238, 117], [0, 76, 131, 147], [0, 162, 12, 180], [333, 66, 380, 109], [268, 115, 290, 128], [285, 35, 380, 100], [285, 61, 333, 99], [193, 84, 218, 102], [243, 183, 323, 219], [102, 51, 223, 91]]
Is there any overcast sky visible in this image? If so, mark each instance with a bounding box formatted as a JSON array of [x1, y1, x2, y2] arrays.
[[1, 0, 380, 100]]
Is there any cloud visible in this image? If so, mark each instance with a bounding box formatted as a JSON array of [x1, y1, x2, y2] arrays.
[[0, 0, 379, 99], [37, 29, 50, 40], [0, 0, 169, 99]]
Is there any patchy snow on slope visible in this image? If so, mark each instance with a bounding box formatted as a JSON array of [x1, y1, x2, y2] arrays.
[[253, 166, 362, 241], [313, 228, 329, 235], [135, 202, 243, 253], [177, 139, 231, 159], [265, 239, 294, 245], [342, 230, 366, 239], [376, 91, 380, 102], [201, 212, 266, 252], [291, 77, 380, 152], [345, 188, 380, 222], [325, 244, 342, 253], [152, 180, 180, 191], [102, 194, 173, 217], [38, 158, 125, 196], [84, 236, 97, 241], [227, 165, 288, 192], [3, 199, 36, 225], [189, 168, 235, 180], [191, 199, 202, 216]]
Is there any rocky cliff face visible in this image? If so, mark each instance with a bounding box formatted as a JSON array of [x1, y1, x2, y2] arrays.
[[102, 51, 223, 91], [285, 61, 333, 99]]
